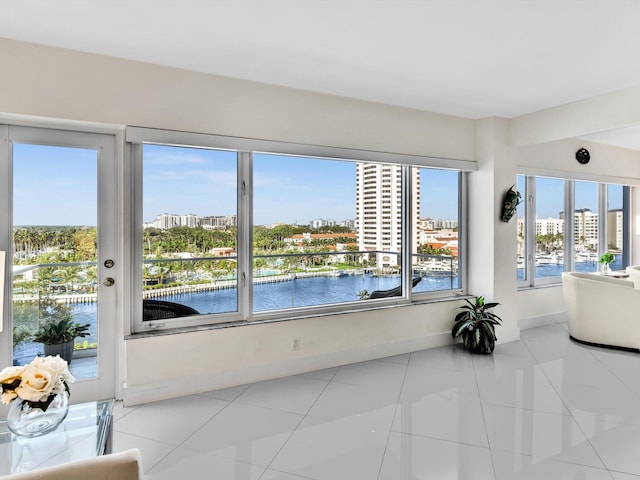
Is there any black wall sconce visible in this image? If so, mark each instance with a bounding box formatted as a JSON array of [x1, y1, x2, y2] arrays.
[[501, 185, 521, 222]]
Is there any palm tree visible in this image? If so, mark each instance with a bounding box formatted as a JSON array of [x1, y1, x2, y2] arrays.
[[254, 258, 268, 277]]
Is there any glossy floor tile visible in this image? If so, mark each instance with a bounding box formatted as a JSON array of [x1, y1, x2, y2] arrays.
[[112, 322, 640, 479]]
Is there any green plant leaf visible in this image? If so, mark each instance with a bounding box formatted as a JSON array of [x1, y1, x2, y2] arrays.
[[473, 328, 481, 349], [452, 319, 475, 338], [479, 321, 497, 341]]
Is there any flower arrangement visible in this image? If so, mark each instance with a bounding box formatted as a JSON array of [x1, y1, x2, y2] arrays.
[[0, 355, 74, 411]]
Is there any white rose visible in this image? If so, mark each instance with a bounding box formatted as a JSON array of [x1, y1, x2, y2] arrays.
[[16, 365, 55, 402], [38, 355, 75, 388], [0, 365, 25, 385], [0, 366, 25, 405], [1, 391, 18, 403]]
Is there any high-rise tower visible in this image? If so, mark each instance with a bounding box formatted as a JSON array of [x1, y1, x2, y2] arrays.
[[355, 163, 420, 268]]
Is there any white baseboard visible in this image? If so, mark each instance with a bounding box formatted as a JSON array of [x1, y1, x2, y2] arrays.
[[122, 332, 455, 406], [519, 312, 567, 330]]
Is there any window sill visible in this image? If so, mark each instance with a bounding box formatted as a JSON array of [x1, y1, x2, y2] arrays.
[[517, 282, 562, 292], [125, 294, 469, 340]]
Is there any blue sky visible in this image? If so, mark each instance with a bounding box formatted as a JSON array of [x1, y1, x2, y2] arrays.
[[14, 143, 620, 227], [142, 145, 460, 225], [13, 143, 98, 226], [518, 175, 623, 218]]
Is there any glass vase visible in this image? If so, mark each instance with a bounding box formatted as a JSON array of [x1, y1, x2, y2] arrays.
[[7, 392, 69, 437]]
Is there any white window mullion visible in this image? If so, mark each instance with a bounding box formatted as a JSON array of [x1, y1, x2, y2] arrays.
[[524, 176, 536, 286], [401, 165, 412, 297], [598, 183, 608, 257], [238, 151, 253, 320], [131, 143, 144, 331], [0, 125, 11, 368], [564, 180, 575, 273], [458, 171, 468, 292]]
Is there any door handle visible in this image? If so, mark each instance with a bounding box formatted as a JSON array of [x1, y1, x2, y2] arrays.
[[103, 277, 115, 287]]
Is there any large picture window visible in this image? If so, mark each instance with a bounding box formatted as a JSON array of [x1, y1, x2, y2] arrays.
[[413, 168, 460, 292], [518, 175, 629, 288], [573, 180, 599, 273], [535, 177, 565, 281], [141, 144, 239, 325], [129, 129, 468, 332]]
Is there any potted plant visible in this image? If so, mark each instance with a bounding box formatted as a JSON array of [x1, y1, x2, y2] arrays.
[[452, 296, 502, 354], [33, 299, 90, 364], [599, 252, 615, 274]]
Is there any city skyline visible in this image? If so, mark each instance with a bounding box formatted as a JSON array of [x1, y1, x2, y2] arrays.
[[144, 145, 461, 225], [12, 143, 623, 227], [143, 211, 460, 230]]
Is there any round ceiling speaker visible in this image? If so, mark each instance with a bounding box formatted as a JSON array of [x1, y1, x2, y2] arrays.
[[576, 148, 590, 164]]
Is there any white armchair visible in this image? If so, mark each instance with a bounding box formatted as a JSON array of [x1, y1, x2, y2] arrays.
[[626, 265, 640, 289], [2, 449, 143, 480], [562, 272, 640, 351]]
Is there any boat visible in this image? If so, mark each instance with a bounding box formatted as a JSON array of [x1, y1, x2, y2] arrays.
[[329, 270, 348, 277], [415, 258, 457, 275]]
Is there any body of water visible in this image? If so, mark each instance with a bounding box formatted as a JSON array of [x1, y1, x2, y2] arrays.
[[16, 257, 621, 361], [13, 259, 623, 364], [60, 258, 621, 323], [518, 255, 623, 281], [152, 272, 458, 314], [14, 271, 458, 363]]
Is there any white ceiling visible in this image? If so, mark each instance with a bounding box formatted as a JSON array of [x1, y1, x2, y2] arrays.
[[2, 0, 640, 125]]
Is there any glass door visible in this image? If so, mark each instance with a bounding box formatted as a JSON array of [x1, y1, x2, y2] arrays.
[[1, 126, 116, 402]]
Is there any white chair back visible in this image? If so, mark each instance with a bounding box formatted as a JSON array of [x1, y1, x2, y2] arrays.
[[2, 448, 143, 480]]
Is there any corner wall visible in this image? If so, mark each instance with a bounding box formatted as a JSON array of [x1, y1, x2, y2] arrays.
[[468, 118, 520, 342]]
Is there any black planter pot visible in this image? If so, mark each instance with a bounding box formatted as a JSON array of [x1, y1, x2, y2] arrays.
[[43, 341, 74, 364], [461, 331, 496, 354]]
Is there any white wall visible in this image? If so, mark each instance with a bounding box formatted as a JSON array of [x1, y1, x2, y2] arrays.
[[517, 138, 640, 185], [125, 302, 464, 405], [0, 38, 482, 405], [468, 118, 520, 341], [510, 84, 640, 147], [0, 38, 475, 161]]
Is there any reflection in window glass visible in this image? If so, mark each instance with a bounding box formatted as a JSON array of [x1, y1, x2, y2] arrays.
[[573, 181, 599, 273], [535, 177, 564, 279], [142, 144, 238, 318], [413, 168, 460, 292]]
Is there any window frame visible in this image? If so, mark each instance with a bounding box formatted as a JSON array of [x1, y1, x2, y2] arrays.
[[127, 127, 472, 333], [518, 174, 631, 289]]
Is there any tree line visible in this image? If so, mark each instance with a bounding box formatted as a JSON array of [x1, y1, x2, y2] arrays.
[[13, 224, 358, 268], [145, 224, 354, 256], [13, 226, 97, 263]]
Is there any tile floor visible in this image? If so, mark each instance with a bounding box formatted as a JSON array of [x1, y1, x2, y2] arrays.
[[111, 323, 640, 479]]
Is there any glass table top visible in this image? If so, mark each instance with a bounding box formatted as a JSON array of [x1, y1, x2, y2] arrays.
[[0, 399, 114, 475]]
